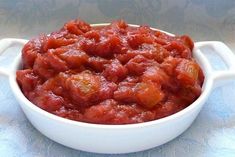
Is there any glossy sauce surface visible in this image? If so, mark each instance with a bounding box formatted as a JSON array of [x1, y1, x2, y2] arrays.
[[17, 19, 204, 124]]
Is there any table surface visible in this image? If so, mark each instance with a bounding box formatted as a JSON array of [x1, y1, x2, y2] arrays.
[[0, 0, 235, 157]]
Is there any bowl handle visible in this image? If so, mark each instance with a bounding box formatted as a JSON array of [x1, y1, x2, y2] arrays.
[[0, 38, 28, 77], [195, 41, 235, 89]]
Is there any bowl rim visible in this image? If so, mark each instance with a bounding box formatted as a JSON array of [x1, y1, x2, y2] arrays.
[[9, 23, 213, 129]]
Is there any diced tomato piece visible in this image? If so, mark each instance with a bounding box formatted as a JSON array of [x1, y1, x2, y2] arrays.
[[33, 54, 56, 79], [97, 79, 117, 101], [103, 59, 127, 82], [142, 66, 169, 85], [83, 99, 117, 124], [22, 36, 46, 68], [16, 69, 40, 94], [135, 82, 164, 108], [43, 37, 76, 51], [65, 71, 100, 106], [59, 49, 88, 68], [64, 19, 91, 35], [125, 55, 150, 75], [87, 57, 110, 72], [161, 56, 180, 76], [45, 51, 69, 72], [84, 30, 100, 41], [111, 20, 128, 29], [33, 90, 64, 112], [127, 34, 153, 49], [179, 35, 194, 51], [164, 41, 191, 58], [176, 59, 200, 86], [114, 82, 136, 103]]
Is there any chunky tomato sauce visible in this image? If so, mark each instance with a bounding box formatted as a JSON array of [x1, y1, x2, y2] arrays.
[[17, 19, 204, 124]]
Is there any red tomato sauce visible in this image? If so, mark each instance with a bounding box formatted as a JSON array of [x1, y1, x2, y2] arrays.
[[16, 19, 204, 124]]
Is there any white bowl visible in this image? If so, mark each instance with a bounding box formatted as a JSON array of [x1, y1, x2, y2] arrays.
[[1, 24, 235, 154]]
